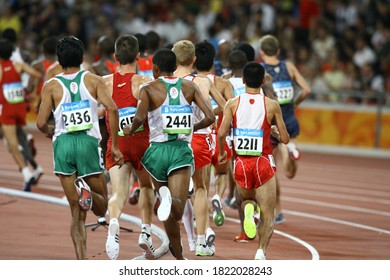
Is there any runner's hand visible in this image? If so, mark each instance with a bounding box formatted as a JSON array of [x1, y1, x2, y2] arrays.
[[111, 147, 124, 167], [270, 125, 280, 140], [218, 150, 227, 165], [123, 125, 133, 138]]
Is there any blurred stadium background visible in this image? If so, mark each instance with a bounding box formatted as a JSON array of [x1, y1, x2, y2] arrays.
[[1, 0, 389, 152]]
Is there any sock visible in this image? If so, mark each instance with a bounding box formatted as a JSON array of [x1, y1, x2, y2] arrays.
[[141, 224, 151, 234], [197, 235, 206, 245], [21, 167, 32, 182]]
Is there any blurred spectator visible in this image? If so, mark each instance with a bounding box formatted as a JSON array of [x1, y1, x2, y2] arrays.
[[311, 23, 336, 62], [0, 4, 22, 34], [353, 36, 377, 69], [360, 63, 385, 105], [322, 50, 347, 102]]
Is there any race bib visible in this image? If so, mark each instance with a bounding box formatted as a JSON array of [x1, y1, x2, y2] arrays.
[[273, 81, 294, 104], [61, 100, 93, 132], [2, 82, 24, 104], [233, 128, 263, 156], [162, 105, 192, 134], [233, 86, 245, 97], [118, 107, 143, 136]]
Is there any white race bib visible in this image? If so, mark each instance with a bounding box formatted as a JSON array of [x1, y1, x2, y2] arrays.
[[162, 105, 192, 135], [273, 81, 294, 104], [233, 128, 263, 156], [2, 82, 24, 104], [118, 107, 143, 136], [61, 100, 93, 132]]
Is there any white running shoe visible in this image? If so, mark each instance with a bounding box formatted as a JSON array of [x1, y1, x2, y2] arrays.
[[138, 232, 156, 260], [32, 165, 44, 185], [287, 143, 301, 160], [157, 186, 172, 222], [106, 218, 120, 260], [254, 249, 266, 260], [206, 227, 216, 247], [195, 243, 214, 257], [188, 239, 196, 252]]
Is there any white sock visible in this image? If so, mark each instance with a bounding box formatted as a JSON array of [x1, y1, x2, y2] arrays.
[[21, 167, 32, 182], [255, 249, 266, 260], [182, 199, 196, 241], [197, 235, 206, 245], [141, 224, 151, 234]]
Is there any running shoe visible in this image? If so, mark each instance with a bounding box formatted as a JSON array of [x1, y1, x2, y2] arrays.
[[157, 186, 172, 221], [128, 182, 140, 205], [74, 178, 93, 211], [32, 165, 43, 185], [234, 232, 254, 243], [195, 243, 214, 257], [138, 231, 156, 260], [287, 143, 301, 160], [254, 249, 266, 260], [224, 196, 238, 209], [188, 178, 194, 196], [243, 204, 257, 239], [206, 227, 216, 247], [106, 218, 120, 260], [188, 239, 197, 252], [211, 194, 225, 226], [23, 175, 35, 192], [274, 212, 286, 224]]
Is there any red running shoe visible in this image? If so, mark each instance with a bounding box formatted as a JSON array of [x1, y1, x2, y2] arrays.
[[74, 178, 93, 211]]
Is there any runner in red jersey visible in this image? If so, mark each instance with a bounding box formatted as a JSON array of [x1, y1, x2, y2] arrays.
[[218, 62, 289, 260], [103, 34, 155, 260], [0, 38, 42, 191]]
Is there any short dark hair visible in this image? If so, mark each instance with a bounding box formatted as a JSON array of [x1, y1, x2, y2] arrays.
[[43, 36, 58, 56], [152, 49, 176, 73], [229, 50, 248, 71], [243, 62, 265, 88], [56, 36, 84, 69], [195, 40, 215, 71], [2, 28, 17, 43], [134, 33, 146, 53], [115, 34, 139, 65], [0, 38, 14, 59], [145, 31, 160, 52], [236, 42, 255, 62], [97, 36, 115, 56]]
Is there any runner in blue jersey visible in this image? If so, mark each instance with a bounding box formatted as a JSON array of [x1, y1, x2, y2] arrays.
[[259, 35, 311, 224]]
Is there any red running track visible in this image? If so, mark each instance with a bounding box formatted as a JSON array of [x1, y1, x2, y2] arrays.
[[0, 129, 389, 260]]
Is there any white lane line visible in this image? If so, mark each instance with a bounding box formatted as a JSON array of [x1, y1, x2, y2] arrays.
[[282, 188, 390, 205], [0, 187, 169, 259], [224, 216, 320, 260], [284, 210, 390, 235], [283, 180, 390, 198], [282, 196, 390, 217]]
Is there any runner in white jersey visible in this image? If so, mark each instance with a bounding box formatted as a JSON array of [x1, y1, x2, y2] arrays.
[[173, 40, 225, 257], [227, 48, 277, 243], [124, 48, 214, 259], [37, 36, 123, 260], [194, 40, 235, 231]]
